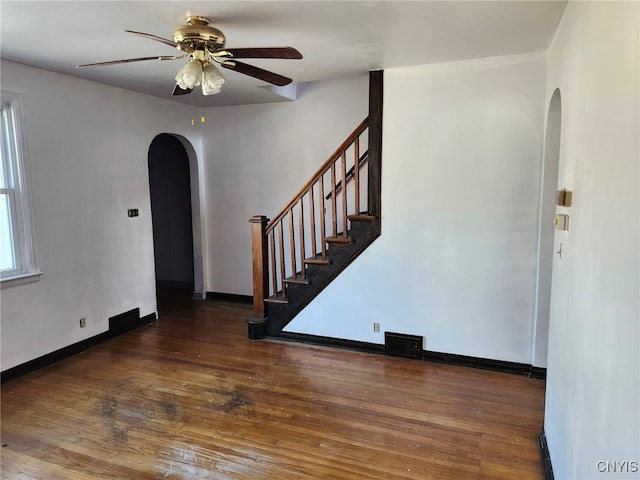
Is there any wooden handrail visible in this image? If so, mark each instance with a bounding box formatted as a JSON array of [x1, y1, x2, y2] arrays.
[[250, 116, 370, 311], [248, 72, 382, 333], [266, 117, 369, 233]]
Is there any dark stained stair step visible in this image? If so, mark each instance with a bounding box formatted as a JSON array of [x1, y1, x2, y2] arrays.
[[348, 214, 377, 222], [325, 235, 353, 244], [284, 273, 310, 285], [303, 255, 331, 266], [265, 294, 288, 304]]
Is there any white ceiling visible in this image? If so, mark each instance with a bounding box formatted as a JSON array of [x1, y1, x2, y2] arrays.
[[1, 1, 567, 107]]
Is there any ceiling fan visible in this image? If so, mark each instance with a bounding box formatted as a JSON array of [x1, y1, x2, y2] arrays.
[[77, 16, 303, 96]]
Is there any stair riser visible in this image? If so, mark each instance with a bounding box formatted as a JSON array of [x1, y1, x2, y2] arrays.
[[350, 219, 375, 237], [304, 220, 375, 282], [283, 282, 308, 299]]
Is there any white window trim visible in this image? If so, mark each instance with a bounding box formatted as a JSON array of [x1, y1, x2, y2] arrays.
[[1, 91, 41, 287]]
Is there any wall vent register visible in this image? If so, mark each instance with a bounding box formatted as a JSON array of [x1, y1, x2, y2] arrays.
[[385, 332, 423, 360]]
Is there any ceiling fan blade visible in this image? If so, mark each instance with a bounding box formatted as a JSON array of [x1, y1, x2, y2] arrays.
[[220, 60, 293, 86], [125, 30, 178, 48], [172, 84, 193, 96], [213, 47, 303, 60], [76, 54, 186, 68]]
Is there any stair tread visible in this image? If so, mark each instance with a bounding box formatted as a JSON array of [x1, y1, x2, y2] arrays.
[[266, 294, 289, 304], [303, 255, 331, 265], [325, 234, 353, 244], [348, 214, 377, 222], [284, 274, 310, 285]]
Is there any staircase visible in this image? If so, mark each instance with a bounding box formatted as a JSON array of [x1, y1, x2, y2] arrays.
[[248, 71, 383, 338]]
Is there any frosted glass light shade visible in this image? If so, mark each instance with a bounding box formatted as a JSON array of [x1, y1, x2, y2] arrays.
[[175, 61, 203, 89], [202, 63, 225, 95]]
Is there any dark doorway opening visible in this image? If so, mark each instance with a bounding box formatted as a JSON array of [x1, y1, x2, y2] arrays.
[[148, 134, 194, 295]]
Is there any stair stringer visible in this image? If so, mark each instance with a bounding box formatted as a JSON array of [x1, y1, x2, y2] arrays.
[[265, 217, 380, 337]]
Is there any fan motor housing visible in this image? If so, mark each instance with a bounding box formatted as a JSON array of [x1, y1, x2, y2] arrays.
[[173, 17, 226, 53]]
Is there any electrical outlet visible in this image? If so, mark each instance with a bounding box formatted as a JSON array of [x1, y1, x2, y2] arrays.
[[373, 323, 380, 333], [79, 317, 86, 328]]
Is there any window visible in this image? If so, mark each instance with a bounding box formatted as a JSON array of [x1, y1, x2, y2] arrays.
[[1, 93, 39, 284]]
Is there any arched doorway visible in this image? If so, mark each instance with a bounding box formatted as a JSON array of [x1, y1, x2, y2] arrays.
[[148, 134, 199, 296], [532, 88, 562, 367]]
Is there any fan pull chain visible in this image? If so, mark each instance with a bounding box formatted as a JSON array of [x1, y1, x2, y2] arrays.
[[190, 93, 195, 126], [201, 92, 206, 123]]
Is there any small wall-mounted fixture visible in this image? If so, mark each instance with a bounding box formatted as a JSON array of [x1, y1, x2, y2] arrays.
[[127, 208, 139, 218], [557, 189, 573, 207], [554, 214, 570, 231]]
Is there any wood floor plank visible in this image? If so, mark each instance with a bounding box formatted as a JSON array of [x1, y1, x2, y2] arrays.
[[1, 290, 545, 479]]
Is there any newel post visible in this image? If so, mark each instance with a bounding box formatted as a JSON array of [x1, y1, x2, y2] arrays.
[[368, 70, 383, 225], [247, 215, 269, 339]]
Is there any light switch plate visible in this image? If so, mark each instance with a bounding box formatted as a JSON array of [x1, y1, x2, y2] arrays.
[[554, 214, 569, 231]]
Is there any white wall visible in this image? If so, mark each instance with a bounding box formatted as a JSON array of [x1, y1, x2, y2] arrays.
[[532, 89, 562, 369], [0, 61, 203, 371], [202, 76, 369, 295], [543, 2, 639, 478], [287, 53, 547, 365]]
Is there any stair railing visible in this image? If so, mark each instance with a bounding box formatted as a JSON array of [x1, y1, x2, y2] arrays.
[[325, 151, 369, 200], [249, 117, 369, 316]]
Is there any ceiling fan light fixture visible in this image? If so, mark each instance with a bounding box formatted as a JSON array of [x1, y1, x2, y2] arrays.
[[175, 59, 203, 89], [77, 16, 302, 100], [201, 83, 221, 96], [202, 63, 225, 95]]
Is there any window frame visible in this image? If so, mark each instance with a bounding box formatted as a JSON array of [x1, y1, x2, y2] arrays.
[[1, 91, 41, 286]]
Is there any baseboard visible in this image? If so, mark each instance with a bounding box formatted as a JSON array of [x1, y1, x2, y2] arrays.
[[530, 366, 547, 380], [422, 350, 546, 378], [279, 332, 385, 354], [1, 331, 111, 384], [538, 427, 555, 480], [206, 291, 253, 304], [2, 307, 155, 384], [139, 312, 157, 326], [277, 332, 545, 378], [156, 280, 194, 290]]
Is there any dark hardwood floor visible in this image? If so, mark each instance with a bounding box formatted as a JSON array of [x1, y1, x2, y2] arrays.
[[1, 290, 545, 479]]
